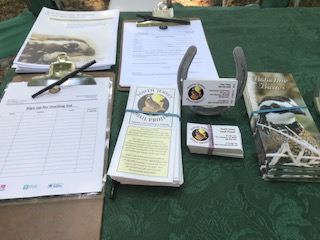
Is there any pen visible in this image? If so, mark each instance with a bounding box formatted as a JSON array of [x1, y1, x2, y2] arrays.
[[31, 59, 96, 98], [110, 179, 119, 199], [136, 14, 190, 25]]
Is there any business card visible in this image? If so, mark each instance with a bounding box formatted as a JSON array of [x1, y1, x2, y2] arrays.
[[182, 78, 238, 107]]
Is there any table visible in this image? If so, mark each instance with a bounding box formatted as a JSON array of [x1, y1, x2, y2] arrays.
[[2, 5, 320, 240]]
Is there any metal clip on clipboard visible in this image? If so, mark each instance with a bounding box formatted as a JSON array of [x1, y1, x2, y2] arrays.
[[29, 53, 96, 98], [136, 0, 190, 28], [177, 46, 248, 116]]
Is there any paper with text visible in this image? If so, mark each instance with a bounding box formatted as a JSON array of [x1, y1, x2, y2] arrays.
[[13, 8, 119, 73], [107, 85, 183, 186], [182, 78, 238, 106], [119, 20, 219, 88], [0, 78, 110, 199]]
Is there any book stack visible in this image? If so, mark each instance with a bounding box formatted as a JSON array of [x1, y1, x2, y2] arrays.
[[107, 85, 183, 187], [187, 123, 244, 158], [13, 8, 119, 73], [244, 72, 320, 181]]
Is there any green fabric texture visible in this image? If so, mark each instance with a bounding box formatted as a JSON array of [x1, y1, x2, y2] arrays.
[[2, 6, 320, 240], [260, 0, 289, 8], [25, 0, 55, 16], [0, 10, 35, 58]]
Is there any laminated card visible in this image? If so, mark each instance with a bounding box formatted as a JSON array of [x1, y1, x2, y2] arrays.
[[107, 85, 183, 186]]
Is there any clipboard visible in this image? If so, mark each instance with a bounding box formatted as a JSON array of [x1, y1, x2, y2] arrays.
[[117, 19, 142, 91], [0, 71, 115, 240], [117, 18, 201, 91], [10, 71, 115, 173]]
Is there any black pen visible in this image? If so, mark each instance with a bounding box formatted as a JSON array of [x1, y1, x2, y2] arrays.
[[110, 179, 119, 199], [31, 60, 96, 98], [136, 14, 190, 25]]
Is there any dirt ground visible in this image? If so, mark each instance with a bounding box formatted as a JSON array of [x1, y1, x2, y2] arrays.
[[0, 0, 223, 22], [3, 0, 320, 22]]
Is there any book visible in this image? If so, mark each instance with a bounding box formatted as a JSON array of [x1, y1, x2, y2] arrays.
[[13, 7, 119, 73], [187, 123, 244, 158], [107, 84, 183, 186], [244, 72, 320, 181]]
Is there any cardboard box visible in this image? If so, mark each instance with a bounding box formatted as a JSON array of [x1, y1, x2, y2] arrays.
[[0, 193, 104, 240]]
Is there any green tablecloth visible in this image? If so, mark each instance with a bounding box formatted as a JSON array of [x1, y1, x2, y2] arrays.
[[2, 6, 320, 240], [0, 10, 36, 59]]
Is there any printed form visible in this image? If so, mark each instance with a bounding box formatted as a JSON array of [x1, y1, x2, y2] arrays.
[[119, 19, 219, 88], [0, 78, 110, 200]]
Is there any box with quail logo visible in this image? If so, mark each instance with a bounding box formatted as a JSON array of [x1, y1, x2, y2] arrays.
[[244, 72, 320, 181]]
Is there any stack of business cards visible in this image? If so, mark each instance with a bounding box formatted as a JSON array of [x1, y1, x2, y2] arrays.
[[187, 123, 244, 158]]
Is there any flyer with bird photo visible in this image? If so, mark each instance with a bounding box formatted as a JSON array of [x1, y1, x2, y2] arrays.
[[13, 7, 119, 73], [107, 85, 183, 187], [244, 72, 320, 181]]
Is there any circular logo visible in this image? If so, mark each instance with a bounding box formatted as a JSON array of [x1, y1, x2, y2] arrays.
[[192, 128, 208, 141], [137, 94, 169, 114], [188, 85, 203, 101]]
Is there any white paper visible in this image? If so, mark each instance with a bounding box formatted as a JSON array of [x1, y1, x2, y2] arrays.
[[182, 78, 238, 106], [107, 85, 183, 186], [187, 123, 244, 158], [13, 8, 119, 73], [0, 78, 110, 199], [119, 20, 219, 88]]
